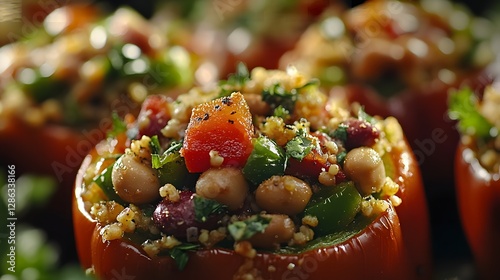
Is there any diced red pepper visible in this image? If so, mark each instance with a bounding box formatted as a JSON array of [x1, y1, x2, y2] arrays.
[[181, 92, 254, 173]]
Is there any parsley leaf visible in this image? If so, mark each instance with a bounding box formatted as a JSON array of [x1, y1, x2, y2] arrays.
[[228, 215, 271, 241], [193, 196, 227, 222], [262, 83, 298, 113], [106, 112, 127, 139], [448, 87, 494, 140], [336, 150, 347, 167], [357, 106, 375, 124], [151, 140, 183, 169], [285, 129, 314, 161], [168, 243, 199, 270], [332, 123, 348, 143], [273, 105, 290, 120], [218, 62, 250, 97]]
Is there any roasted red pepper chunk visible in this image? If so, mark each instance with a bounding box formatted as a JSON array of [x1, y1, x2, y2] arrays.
[[181, 92, 254, 173]]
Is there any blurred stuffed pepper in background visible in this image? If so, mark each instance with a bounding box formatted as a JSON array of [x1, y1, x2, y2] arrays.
[[0, 3, 196, 270], [279, 0, 495, 198], [150, 0, 337, 86], [449, 82, 500, 280], [73, 65, 431, 279]]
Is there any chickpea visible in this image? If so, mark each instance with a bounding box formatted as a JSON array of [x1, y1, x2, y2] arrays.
[[343, 147, 386, 196], [196, 167, 249, 211], [112, 152, 160, 204], [249, 214, 295, 248], [255, 175, 312, 216]]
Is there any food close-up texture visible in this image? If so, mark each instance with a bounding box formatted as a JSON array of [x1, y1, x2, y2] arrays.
[[0, 0, 499, 279]]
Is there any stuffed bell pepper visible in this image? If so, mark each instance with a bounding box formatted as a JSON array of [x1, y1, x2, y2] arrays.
[[279, 0, 495, 191], [74, 65, 431, 279], [449, 83, 500, 280], [0, 4, 194, 177]]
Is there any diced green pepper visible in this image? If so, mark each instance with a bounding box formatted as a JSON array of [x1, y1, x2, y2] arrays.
[[242, 136, 286, 186], [303, 182, 362, 237], [156, 152, 190, 188], [94, 163, 125, 205]]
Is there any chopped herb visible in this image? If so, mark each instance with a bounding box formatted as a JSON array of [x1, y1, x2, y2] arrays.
[[151, 140, 183, 169], [228, 215, 271, 241], [107, 112, 127, 139], [193, 195, 227, 222], [150, 135, 162, 155], [262, 83, 297, 113], [273, 105, 290, 119], [336, 150, 347, 167], [285, 129, 314, 161], [332, 124, 348, 143], [168, 243, 200, 270], [218, 62, 250, 97], [357, 107, 375, 124], [448, 87, 494, 140]]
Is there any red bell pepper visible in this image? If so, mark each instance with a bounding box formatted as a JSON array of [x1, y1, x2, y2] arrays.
[[180, 92, 254, 173], [450, 85, 500, 279]]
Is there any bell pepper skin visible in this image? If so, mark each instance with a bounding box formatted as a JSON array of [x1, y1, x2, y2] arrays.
[[455, 142, 500, 280]]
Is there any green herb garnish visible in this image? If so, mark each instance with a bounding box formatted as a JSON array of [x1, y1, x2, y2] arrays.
[[332, 123, 348, 143], [285, 128, 314, 161], [273, 105, 290, 120], [357, 106, 375, 124], [151, 139, 183, 169], [448, 87, 494, 140], [193, 196, 227, 222], [168, 243, 200, 270], [107, 112, 127, 139], [228, 215, 271, 241], [262, 83, 297, 113], [218, 62, 251, 97]]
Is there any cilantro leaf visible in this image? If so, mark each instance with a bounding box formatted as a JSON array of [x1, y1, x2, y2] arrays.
[[218, 62, 250, 97], [336, 150, 347, 167], [285, 129, 314, 161], [357, 106, 375, 124], [448, 87, 494, 140], [168, 243, 199, 270], [332, 124, 348, 143], [262, 83, 298, 113], [151, 140, 183, 169], [193, 196, 227, 222], [107, 112, 127, 139], [228, 215, 271, 241], [273, 105, 290, 119]]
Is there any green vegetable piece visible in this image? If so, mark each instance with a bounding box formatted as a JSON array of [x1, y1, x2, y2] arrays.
[[107, 112, 127, 139], [94, 163, 126, 205], [285, 128, 313, 161], [168, 243, 199, 270], [193, 196, 227, 222], [303, 182, 362, 237], [262, 83, 297, 113], [242, 136, 286, 185], [448, 87, 495, 140], [150, 139, 188, 187], [228, 215, 271, 241]]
